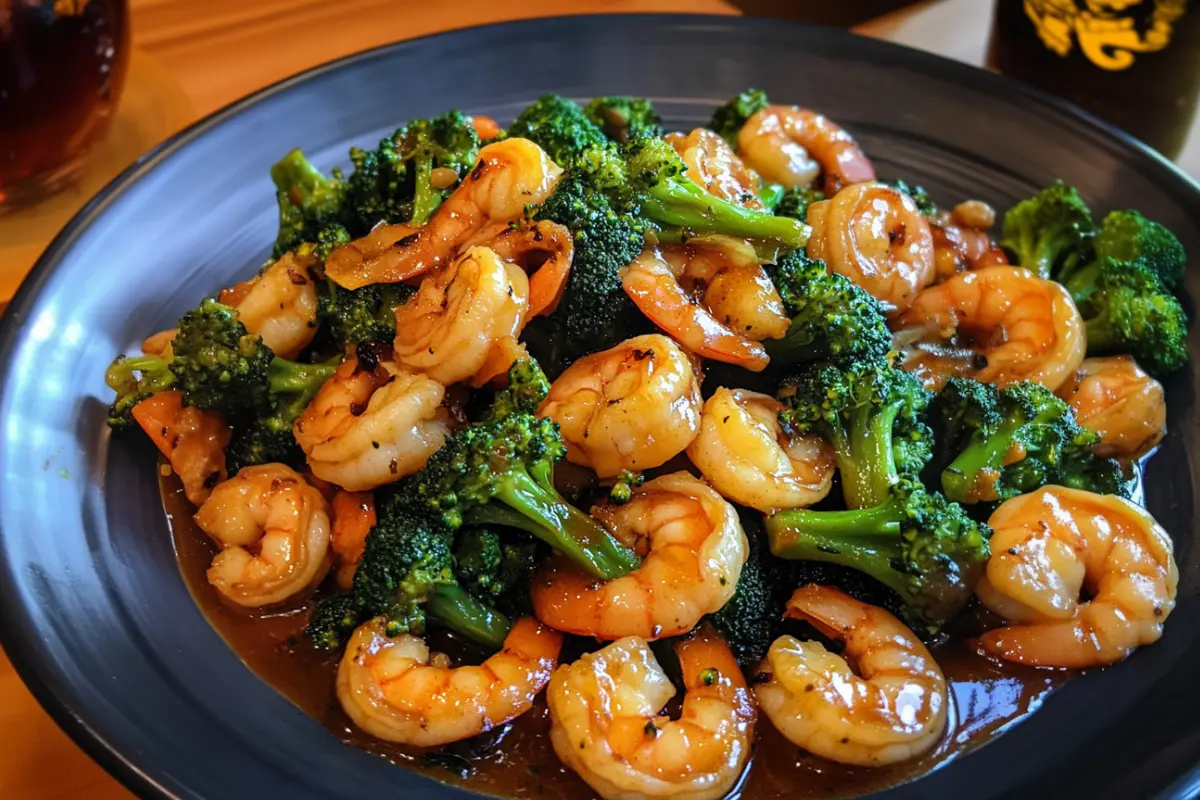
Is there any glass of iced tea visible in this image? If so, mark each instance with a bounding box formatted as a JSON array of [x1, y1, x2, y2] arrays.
[[0, 0, 131, 211]]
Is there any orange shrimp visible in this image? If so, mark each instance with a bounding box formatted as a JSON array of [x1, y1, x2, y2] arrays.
[[738, 106, 876, 195], [330, 490, 376, 589], [477, 219, 573, 317], [132, 391, 231, 506]]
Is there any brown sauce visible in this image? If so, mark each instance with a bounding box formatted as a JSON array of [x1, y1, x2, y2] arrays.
[[163, 472, 1071, 799]]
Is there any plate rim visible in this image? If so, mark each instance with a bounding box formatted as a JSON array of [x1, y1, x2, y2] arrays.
[[2, 12, 1200, 800]]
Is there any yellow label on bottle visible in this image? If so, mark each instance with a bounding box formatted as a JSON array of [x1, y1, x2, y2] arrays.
[[1024, 0, 1187, 69]]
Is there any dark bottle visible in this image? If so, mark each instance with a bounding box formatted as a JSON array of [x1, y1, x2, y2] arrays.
[[988, 0, 1200, 159], [0, 0, 131, 209]]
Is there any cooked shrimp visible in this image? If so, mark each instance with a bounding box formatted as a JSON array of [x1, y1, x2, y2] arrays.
[[807, 182, 936, 311], [193, 463, 331, 607], [227, 250, 320, 359], [738, 106, 876, 195], [548, 625, 755, 800], [622, 238, 788, 371], [1056, 356, 1166, 459], [976, 486, 1177, 668], [293, 348, 451, 491], [755, 585, 948, 766], [131, 390, 231, 506], [325, 138, 564, 289], [894, 265, 1086, 391], [666, 127, 764, 210], [337, 616, 562, 746], [479, 219, 574, 317], [330, 490, 376, 590], [930, 202, 1009, 281], [533, 472, 746, 639], [141, 328, 176, 358], [687, 388, 835, 513], [393, 245, 530, 387], [538, 334, 703, 478]]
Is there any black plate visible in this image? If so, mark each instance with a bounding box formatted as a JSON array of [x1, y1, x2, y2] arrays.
[[2, 14, 1199, 800]]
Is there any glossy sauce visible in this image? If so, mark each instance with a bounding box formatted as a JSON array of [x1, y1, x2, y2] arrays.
[[165, 472, 1070, 799]]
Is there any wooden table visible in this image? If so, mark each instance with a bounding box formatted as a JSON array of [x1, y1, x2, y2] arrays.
[[1, 2, 1197, 798]]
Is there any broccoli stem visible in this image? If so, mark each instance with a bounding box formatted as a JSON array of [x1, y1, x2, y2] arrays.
[[941, 418, 1022, 503], [765, 501, 910, 598], [841, 401, 901, 510], [469, 470, 641, 580], [270, 149, 331, 205], [409, 154, 439, 226], [266, 357, 338, 395], [426, 583, 510, 650], [640, 184, 810, 250]]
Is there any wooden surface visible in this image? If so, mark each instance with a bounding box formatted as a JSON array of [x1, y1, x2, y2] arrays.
[[1, 1, 1197, 799]]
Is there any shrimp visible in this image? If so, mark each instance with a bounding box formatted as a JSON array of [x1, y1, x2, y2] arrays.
[[330, 490, 376, 590], [807, 182, 936, 311], [131, 391, 231, 506], [324, 138, 564, 290], [894, 265, 1086, 391], [1056, 356, 1166, 459], [738, 106, 876, 196], [687, 387, 835, 513], [930, 201, 1009, 281], [193, 463, 332, 607], [141, 328, 177, 358], [622, 237, 789, 371], [666, 127, 765, 210], [547, 624, 755, 800], [479, 219, 574, 317], [393, 245, 530, 387], [538, 335, 703, 479], [225, 250, 320, 359], [337, 616, 562, 747], [976, 486, 1177, 668], [532, 472, 746, 640], [292, 347, 451, 491], [754, 585, 948, 766]]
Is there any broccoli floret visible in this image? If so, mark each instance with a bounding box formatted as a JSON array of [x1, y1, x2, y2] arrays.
[[765, 478, 991, 636], [764, 250, 891, 368], [621, 134, 808, 251], [930, 378, 1129, 504], [225, 421, 305, 474], [509, 94, 615, 169], [270, 149, 347, 257], [478, 356, 550, 424], [773, 187, 825, 222], [999, 180, 1095, 279], [884, 179, 938, 217], [314, 224, 351, 262], [317, 280, 414, 348], [306, 500, 510, 650], [170, 298, 337, 424], [401, 413, 640, 579], [1060, 257, 1188, 377], [343, 109, 481, 233], [584, 95, 663, 143], [105, 354, 175, 428], [453, 527, 539, 607], [778, 359, 932, 511], [608, 470, 645, 505], [709, 89, 769, 148], [708, 514, 791, 667], [526, 169, 651, 369], [1087, 209, 1186, 290]]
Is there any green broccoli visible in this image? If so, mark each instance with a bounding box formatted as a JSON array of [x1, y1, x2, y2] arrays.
[[400, 413, 640, 579], [269, 149, 347, 257], [526, 168, 651, 370], [169, 298, 337, 427], [1086, 209, 1187, 290], [104, 353, 175, 428], [930, 378, 1128, 504], [1060, 257, 1188, 377], [999, 180, 1095, 279], [765, 478, 991, 636], [709, 88, 769, 147], [773, 187, 825, 222], [764, 250, 891, 369], [778, 359, 932, 511], [707, 513, 793, 667], [884, 179, 938, 217], [317, 280, 414, 348], [584, 95, 663, 143], [453, 527, 539, 609], [306, 500, 510, 650], [608, 470, 645, 505], [477, 356, 550, 424], [509, 94, 616, 170]]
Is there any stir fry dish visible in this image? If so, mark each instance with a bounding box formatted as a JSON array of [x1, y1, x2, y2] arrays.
[[105, 90, 1187, 799]]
